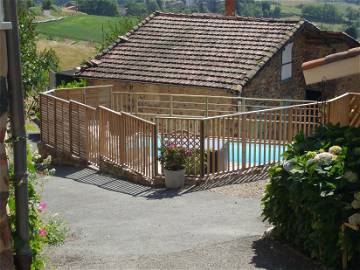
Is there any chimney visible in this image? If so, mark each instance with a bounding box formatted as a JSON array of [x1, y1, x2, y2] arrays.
[[225, 0, 235, 16]]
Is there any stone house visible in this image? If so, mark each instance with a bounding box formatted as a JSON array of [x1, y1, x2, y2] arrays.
[[77, 12, 359, 105]]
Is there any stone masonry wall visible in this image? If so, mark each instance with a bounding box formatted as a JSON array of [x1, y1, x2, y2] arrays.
[[88, 79, 237, 116], [243, 31, 354, 100]]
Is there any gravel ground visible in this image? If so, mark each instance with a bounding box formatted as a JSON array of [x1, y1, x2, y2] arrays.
[[210, 179, 269, 198]]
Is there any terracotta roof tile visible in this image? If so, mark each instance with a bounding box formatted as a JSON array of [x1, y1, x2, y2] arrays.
[[77, 12, 304, 91], [302, 47, 360, 70]]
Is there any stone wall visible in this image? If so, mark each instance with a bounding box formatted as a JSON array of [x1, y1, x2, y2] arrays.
[[309, 74, 360, 100], [243, 31, 354, 100], [88, 79, 238, 116]]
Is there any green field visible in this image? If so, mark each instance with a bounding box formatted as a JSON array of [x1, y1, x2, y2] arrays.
[[37, 15, 139, 43]]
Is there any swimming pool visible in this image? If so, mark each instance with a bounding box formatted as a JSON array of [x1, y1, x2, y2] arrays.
[[158, 137, 286, 167]]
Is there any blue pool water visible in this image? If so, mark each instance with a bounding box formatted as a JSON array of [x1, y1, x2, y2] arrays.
[[157, 137, 286, 166]]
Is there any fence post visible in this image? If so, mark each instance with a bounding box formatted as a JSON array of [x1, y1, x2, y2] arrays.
[[153, 124, 158, 178], [54, 98, 57, 149], [69, 101, 73, 155], [200, 120, 205, 178], [82, 87, 86, 104], [287, 108, 293, 142], [98, 107, 104, 158], [241, 115, 246, 169], [205, 97, 209, 117], [170, 95, 174, 116], [39, 94, 43, 142]]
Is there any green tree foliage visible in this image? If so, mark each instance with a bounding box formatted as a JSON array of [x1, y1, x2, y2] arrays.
[[235, 0, 281, 18], [125, 0, 148, 16], [42, 0, 53, 10], [98, 16, 140, 51], [19, 8, 59, 98], [145, 0, 160, 13], [345, 24, 358, 39], [78, 0, 120, 16], [301, 3, 344, 23]]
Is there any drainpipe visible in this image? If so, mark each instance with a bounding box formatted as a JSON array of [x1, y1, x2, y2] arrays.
[[4, 0, 32, 269], [225, 0, 235, 16]]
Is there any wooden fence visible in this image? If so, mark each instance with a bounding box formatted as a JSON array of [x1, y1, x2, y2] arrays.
[[53, 85, 112, 108], [112, 91, 313, 120], [40, 90, 156, 180], [98, 107, 156, 179], [155, 101, 324, 178], [40, 86, 360, 183]]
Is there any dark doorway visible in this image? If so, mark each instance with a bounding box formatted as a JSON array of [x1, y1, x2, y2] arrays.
[[306, 89, 322, 101]]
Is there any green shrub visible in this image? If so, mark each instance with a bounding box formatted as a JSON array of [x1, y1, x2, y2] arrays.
[[57, 79, 88, 89], [262, 125, 360, 269]]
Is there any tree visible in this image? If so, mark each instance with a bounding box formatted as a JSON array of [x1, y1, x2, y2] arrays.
[[272, 6, 281, 18], [301, 3, 343, 24], [42, 0, 53, 10], [146, 0, 160, 13], [78, 0, 120, 16], [98, 17, 140, 51], [19, 8, 59, 99], [345, 24, 358, 39], [261, 1, 271, 17], [125, 1, 147, 16]]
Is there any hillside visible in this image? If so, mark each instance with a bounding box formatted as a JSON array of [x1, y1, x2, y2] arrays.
[[36, 39, 96, 70], [37, 15, 139, 43]]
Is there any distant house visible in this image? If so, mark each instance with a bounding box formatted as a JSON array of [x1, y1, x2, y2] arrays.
[[302, 47, 360, 100], [77, 12, 359, 101]]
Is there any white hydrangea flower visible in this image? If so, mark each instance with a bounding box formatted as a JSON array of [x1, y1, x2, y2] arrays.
[[351, 199, 360, 209], [314, 152, 334, 166], [344, 171, 358, 183], [283, 159, 296, 172], [349, 213, 360, 226], [329, 146, 342, 155]]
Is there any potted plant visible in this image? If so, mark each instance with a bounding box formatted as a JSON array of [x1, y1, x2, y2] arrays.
[[160, 144, 191, 189]]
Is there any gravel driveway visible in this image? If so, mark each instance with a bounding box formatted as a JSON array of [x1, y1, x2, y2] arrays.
[[42, 166, 319, 270]]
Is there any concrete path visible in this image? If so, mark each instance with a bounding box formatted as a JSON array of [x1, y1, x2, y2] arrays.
[[42, 166, 319, 270]]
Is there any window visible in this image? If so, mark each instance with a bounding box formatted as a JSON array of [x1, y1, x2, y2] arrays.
[[281, 42, 293, 81]]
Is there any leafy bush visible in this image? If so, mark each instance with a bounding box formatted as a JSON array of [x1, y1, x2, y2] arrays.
[[57, 79, 88, 89], [8, 147, 68, 269], [262, 125, 360, 268], [160, 144, 192, 171]]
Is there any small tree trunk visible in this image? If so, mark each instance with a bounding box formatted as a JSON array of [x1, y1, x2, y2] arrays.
[[0, 109, 14, 270]]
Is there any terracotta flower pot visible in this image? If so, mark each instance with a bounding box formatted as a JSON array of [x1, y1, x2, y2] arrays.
[[164, 168, 185, 189]]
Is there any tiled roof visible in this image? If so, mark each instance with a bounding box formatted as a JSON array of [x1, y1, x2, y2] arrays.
[[77, 12, 305, 92], [302, 47, 360, 70]]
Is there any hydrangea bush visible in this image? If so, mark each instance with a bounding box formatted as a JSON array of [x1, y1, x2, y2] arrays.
[[262, 125, 360, 268]]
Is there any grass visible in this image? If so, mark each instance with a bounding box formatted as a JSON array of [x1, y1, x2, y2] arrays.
[[36, 15, 139, 43], [37, 39, 96, 70]]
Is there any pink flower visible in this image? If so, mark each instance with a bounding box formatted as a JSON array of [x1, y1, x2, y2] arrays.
[[38, 202, 47, 212], [39, 228, 47, 237], [185, 149, 192, 157], [168, 144, 176, 149]]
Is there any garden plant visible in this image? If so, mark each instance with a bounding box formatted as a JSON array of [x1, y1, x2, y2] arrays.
[[8, 147, 68, 269], [262, 124, 360, 268]]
